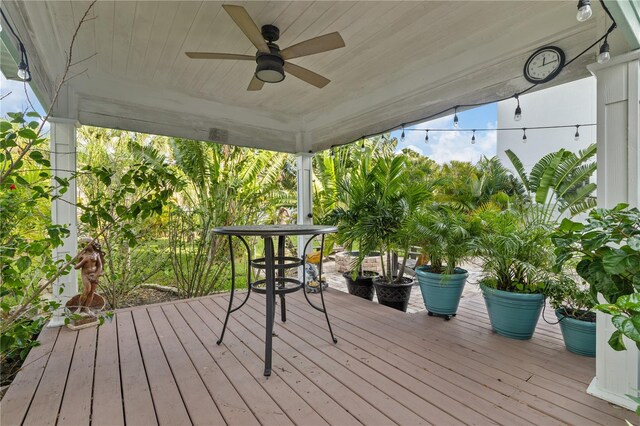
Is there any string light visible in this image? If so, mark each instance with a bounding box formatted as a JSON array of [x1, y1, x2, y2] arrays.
[[597, 37, 610, 63], [360, 139, 366, 152], [400, 124, 405, 141], [576, 0, 593, 22], [471, 130, 476, 145], [514, 95, 522, 122], [424, 130, 429, 143], [522, 128, 527, 143], [329, 1, 616, 154], [574, 125, 580, 141], [0, 10, 31, 81]]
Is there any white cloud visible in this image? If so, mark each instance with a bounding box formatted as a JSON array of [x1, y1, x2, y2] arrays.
[[397, 118, 497, 165], [427, 127, 497, 164]]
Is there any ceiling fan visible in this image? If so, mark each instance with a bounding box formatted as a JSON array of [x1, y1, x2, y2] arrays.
[[185, 5, 345, 91]]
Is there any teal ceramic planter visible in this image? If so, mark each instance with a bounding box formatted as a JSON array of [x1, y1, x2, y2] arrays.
[[416, 266, 468, 317], [555, 309, 596, 357], [480, 283, 544, 340]]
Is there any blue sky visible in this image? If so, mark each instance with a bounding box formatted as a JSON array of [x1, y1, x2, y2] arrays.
[[393, 103, 497, 164], [0, 73, 45, 116], [2, 73, 497, 164]]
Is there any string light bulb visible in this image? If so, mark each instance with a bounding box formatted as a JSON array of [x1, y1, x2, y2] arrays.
[[514, 95, 522, 122], [17, 60, 30, 81], [424, 130, 429, 143], [330, 147, 335, 158], [471, 130, 476, 145], [401, 125, 405, 141], [574, 125, 580, 141], [597, 38, 610, 64], [522, 128, 527, 144], [16, 43, 30, 81], [360, 139, 366, 152], [576, 0, 592, 22], [453, 108, 459, 128]]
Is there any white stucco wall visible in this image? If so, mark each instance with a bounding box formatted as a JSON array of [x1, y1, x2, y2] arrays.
[[497, 77, 597, 172]]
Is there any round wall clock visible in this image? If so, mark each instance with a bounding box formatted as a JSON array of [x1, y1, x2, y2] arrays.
[[523, 46, 565, 84]]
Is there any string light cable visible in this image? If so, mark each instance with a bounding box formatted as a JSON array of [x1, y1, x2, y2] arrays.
[[0, 7, 31, 81], [338, 1, 615, 152]]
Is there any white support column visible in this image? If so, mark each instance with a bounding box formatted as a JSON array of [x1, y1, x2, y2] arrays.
[[296, 153, 314, 256], [47, 117, 79, 327], [587, 50, 640, 410]]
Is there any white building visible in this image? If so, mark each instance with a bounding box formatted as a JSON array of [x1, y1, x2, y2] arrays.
[[497, 77, 597, 172]]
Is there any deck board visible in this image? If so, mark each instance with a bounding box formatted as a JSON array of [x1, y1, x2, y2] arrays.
[[279, 295, 562, 426], [116, 311, 157, 425], [91, 318, 124, 426], [146, 306, 226, 426], [131, 308, 192, 425], [161, 303, 258, 426], [57, 326, 96, 426], [22, 327, 76, 426], [1, 289, 634, 426], [0, 327, 59, 426]]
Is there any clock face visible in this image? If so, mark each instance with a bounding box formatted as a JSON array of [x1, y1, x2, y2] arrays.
[[524, 46, 565, 84]]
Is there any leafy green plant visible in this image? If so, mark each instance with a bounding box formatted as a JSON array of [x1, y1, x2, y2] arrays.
[[553, 203, 640, 350], [505, 144, 597, 225], [169, 139, 294, 297], [1, 112, 71, 368], [77, 128, 177, 308], [332, 152, 432, 283], [412, 203, 477, 275], [545, 273, 596, 321], [473, 208, 552, 293]]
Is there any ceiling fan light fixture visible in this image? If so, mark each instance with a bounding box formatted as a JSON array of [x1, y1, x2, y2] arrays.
[[255, 53, 285, 83]]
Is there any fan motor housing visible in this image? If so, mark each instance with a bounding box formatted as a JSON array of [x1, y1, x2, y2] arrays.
[[261, 24, 280, 42], [255, 44, 285, 83]]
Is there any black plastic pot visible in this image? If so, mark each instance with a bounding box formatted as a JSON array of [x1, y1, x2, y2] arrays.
[[373, 276, 414, 312], [343, 271, 379, 301]]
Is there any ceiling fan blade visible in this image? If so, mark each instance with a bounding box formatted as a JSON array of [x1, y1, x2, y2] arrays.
[[222, 5, 269, 53], [247, 76, 265, 91], [281, 32, 345, 60], [284, 62, 330, 88], [185, 52, 255, 60]]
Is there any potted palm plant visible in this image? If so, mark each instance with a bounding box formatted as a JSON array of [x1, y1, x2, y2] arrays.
[[473, 208, 552, 339], [413, 204, 476, 320], [471, 145, 599, 340], [546, 274, 597, 356], [325, 155, 380, 301], [336, 153, 430, 311]]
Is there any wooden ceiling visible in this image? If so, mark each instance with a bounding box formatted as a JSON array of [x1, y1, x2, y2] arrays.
[[2, 1, 630, 153]]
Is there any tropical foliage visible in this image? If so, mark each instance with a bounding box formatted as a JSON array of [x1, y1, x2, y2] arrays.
[[473, 208, 552, 293], [330, 151, 434, 282], [552, 203, 640, 350], [76, 128, 179, 307], [412, 203, 477, 275], [168, 139, 296, 298], [505, 143, 597, 224]]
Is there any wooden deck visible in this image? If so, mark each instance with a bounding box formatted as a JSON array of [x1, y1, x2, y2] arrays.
[[1, 289, 634, 426]]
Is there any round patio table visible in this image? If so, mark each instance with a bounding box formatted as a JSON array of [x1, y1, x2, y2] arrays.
[[212, 224, 338, 376]]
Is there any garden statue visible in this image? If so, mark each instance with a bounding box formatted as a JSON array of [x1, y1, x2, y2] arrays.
[[75, 238, 104, 309], [65, 237, 106, 329]]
